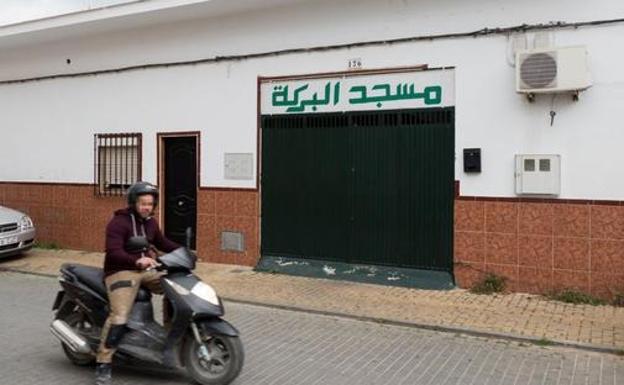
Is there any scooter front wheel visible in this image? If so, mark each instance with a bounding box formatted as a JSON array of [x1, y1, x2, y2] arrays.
[[183, 332, 244, 385]]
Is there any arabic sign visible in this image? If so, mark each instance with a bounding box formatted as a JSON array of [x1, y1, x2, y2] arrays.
[[261, 69, 454, 115]]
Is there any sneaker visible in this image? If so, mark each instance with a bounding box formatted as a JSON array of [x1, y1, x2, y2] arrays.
[[95, 363, 112, 385]]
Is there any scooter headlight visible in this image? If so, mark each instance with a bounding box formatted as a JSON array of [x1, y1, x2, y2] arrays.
[[190, 282, 220, 306]]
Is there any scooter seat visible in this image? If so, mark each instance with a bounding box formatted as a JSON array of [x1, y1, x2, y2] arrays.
[[62, 264, 152, 302]]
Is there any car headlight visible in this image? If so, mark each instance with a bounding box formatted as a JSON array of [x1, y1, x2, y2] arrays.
[[20, 216, 34, 231]]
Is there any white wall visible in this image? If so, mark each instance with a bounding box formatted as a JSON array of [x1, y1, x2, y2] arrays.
[[1, 0, 623, 198]]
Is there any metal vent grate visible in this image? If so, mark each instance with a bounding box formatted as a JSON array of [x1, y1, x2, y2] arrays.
[[0, 223, 18, 233], [221, 231, 245, 252], [262, 109, 454, 129], [520, 52, 558, 89], [539, 159, 551, 172], [0, 243, 19, 251]]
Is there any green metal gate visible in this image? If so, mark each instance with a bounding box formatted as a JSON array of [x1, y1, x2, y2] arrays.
[[261, 108, 454, 271]]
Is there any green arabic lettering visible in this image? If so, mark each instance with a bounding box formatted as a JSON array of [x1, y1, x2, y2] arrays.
[[348, 83, 442, 107], [271, 85, 289, 106], [423, 86, 442, 105], [333, 82, 341, 105], [348, 85, 369, 104], [272, 84, 309, 107], [287, 82, 333, 112]]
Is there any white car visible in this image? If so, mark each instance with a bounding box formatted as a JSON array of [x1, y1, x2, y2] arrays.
[[0, 205, 36, 258]]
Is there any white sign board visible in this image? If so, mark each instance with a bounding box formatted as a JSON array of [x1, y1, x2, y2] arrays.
[[261, 69, 454, 115]]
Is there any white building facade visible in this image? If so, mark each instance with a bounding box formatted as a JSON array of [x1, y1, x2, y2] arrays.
[[1, 0, 623, 298]]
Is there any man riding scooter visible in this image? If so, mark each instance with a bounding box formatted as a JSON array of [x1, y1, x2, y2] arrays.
[[95, 181, 180, 385]]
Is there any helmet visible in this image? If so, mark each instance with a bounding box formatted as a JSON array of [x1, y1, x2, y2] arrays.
[[127, 181, 159, 208]]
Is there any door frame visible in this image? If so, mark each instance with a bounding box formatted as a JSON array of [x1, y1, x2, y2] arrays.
[[257, 65, 455, 271], [156, 131, 201, 236]]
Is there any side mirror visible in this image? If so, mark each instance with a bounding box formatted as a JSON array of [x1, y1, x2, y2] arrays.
[[185, 227, 193, 250]]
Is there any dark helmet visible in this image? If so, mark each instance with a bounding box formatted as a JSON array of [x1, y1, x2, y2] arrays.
[[127, 181, 159, 208]]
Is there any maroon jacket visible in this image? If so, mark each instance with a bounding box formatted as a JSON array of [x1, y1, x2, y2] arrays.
[[104, 208, 180, 276]]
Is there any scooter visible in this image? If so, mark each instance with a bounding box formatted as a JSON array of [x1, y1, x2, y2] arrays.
[[49, 231, 244, 385]]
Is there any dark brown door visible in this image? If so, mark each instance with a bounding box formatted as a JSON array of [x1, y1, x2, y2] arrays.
[[163, 136, 197, 249]]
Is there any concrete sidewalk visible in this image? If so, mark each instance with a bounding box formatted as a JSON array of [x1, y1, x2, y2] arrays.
[[2, 248, 624, 353]]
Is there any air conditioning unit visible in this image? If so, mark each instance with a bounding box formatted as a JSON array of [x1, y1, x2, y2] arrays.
[[516, 46, 591, 94]]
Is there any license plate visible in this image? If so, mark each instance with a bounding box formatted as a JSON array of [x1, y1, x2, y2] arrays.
[[0, 236, 18, 246]]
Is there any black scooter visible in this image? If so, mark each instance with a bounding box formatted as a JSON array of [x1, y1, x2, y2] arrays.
[[49, 232, 244, 385]]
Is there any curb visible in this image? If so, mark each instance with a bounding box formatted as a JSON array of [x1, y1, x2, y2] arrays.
[[0, 266, 58, 279], [223, 298, 622, 355], [2, 266, 621, 356]]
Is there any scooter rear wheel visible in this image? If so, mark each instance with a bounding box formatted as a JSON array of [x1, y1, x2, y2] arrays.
[[60, 311, 96, 366], [183, 332, 244, 385]]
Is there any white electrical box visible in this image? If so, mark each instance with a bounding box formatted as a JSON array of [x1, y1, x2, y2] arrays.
[[515, 154, 561, 195], [224, 153, 254, 180]]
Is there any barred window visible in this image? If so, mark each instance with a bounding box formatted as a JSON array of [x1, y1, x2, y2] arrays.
[[94, 133, 142, 196]]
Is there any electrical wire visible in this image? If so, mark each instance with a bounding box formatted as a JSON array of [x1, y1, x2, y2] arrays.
[[1, 17, 623, 85]]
